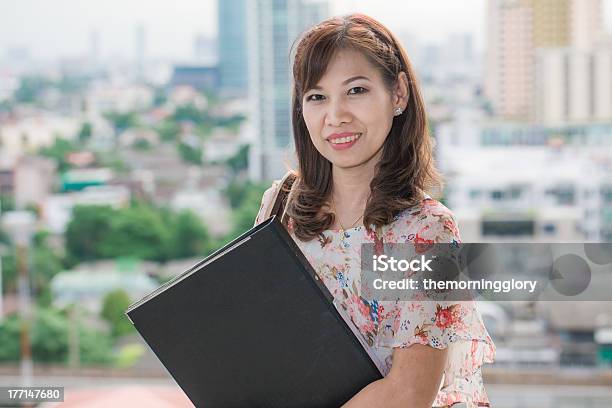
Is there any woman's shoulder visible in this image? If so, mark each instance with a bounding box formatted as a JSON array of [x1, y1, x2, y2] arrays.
[[386, 197, 461, 243]]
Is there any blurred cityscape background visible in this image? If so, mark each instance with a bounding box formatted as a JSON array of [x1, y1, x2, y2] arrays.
[[1, 0, 612, 406]]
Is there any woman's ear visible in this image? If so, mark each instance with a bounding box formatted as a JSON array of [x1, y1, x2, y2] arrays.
[[393, 71, 410, 111]]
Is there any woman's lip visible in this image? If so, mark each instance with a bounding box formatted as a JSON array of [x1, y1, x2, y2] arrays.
[[328, 133, 361, 150], [326, 132, 361, 141]]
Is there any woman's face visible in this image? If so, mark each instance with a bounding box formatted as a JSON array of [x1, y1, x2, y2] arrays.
[[301, 48, 407, 170]]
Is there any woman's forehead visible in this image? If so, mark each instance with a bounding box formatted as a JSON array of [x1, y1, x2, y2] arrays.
[[314, 49, 380, 88]]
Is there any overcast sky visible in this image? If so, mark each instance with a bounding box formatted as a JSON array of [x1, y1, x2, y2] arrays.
[[0, 0, 611, 61]]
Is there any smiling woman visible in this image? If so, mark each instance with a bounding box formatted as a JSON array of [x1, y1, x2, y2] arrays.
[[254, 13, 495, 408], [301, 50, 399, 169]]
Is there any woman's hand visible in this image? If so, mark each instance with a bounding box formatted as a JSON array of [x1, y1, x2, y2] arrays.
[[341, 344, 448, 408]]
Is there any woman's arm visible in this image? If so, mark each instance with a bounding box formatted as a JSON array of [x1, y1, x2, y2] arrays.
[[341, 344, 448, 408]]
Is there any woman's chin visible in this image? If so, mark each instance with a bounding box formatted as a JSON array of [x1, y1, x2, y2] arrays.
[[329, 156, 368, 170]]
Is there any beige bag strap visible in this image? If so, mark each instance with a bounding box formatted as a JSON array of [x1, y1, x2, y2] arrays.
[[263, 171, 297, 224]]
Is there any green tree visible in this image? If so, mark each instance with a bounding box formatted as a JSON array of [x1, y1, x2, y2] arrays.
[[0, 226, 9, 245], [133, 139, 152, 150], [0, 314, 21, 361], [168, 210, 211, 258], [30, 307, 70, 362], [0, 308, 113, 364], [78, 325, 113, 364], [224, 179, 267, 209], [0, 193, 15, 212], [0, 251, 17, 293], [177, 142, 202, 165], [65, 205, 116, 262], [153, 88, 167, 107], [228, 185, 268, 239], [215, 114, 246, 131], [101, 289, 134, 338], [30, 231, 63, 297], [0, 100, 13, 113], [98, 205, 171, 262], [225, 144, 249, 175], [156, 119, 180, 142], [39, 138, 75, 173], [65, 204, 214, 264], [14, 76, 52, 103], [173, 104, 209, 124], [105, 112, 139, 133], [56, 75, 90, 94], [78, 122, 92, 143]]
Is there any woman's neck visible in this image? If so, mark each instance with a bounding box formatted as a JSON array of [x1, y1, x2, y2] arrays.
[[330, 156, 378, 211]]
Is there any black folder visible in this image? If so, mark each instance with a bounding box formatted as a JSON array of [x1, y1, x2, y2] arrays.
[[126, 215, 383, 408]]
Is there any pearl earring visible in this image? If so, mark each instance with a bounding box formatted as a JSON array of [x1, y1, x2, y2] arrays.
[[393, 107, 403, 116]]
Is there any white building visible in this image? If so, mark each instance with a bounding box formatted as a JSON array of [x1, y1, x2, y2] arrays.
[[0, 113, 80, 158], [171, 187, 232, 238], [13, 155, 57, 209], [247, 0, 329, 182], [0, 71, 19, 102], [437, 117, 612, 242], [42, 185, 131, 234], [51, 261, 158, 314], [203, 128, 244, 163], [86, 82, 154, 114], [535, 44, 612, 125]]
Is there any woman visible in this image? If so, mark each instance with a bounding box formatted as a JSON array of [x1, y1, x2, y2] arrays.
[[254, 13, 495, 408]]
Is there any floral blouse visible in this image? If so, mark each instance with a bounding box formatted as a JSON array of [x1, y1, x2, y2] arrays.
[[254, 180, 496, 408]]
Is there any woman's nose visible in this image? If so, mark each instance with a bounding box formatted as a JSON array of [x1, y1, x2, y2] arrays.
[[325, 99, 352, 126]]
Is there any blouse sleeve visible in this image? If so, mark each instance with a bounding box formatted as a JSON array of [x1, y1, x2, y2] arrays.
[[375, 200, 496, 408]]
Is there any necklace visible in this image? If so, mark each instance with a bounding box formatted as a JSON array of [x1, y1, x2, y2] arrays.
[[330, 195, 364, 235]]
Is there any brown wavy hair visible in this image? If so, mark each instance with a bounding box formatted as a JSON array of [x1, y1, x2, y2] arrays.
[[286, 13, 442, 242]]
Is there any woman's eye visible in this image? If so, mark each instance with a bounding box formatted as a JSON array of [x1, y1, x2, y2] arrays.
[[306, 94, 324, 102], [348, 86, 368, 95]]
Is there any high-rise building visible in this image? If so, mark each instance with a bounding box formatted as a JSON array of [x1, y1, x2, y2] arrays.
[[485, 0, 535, 120], [247, 0, 329, 182], [194, 34, 217, 64], [135, 24, 146, 82], [535, 46, 612, 124], [218, 0, 249, 98], [527, 0, 571, 48], [90, 29, 101, 66], [485, 0, 605, 122]]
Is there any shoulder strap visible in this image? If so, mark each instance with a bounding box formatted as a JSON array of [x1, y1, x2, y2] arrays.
[[264, 171, 297, 223], [272, 172, 297, 225]]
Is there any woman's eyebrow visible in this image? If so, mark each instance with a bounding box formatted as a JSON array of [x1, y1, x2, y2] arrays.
[[311, 75, 370, 90]]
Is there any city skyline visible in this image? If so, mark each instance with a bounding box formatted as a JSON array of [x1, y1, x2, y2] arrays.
[[2, 0, 611, 62]]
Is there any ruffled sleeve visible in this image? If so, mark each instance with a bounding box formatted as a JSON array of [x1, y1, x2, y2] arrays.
[[375, 199, 496, 408]]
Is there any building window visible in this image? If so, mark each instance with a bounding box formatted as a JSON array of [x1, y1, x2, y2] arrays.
[[482, 220, 535, 236], [510, 187, 522, 199], [469, 189, 482, 200]]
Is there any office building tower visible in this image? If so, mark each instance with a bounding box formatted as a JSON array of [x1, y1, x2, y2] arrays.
[[135, 24, 147, 82], [247, 0, 329, 182], [90, 29, 101, 66], [218, 0, 249, 98], [485, 0, 604, 122], [194, 34, 217, 64]]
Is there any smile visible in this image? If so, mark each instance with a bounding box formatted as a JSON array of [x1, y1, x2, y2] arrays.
[[328, 133, 362, 145]]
